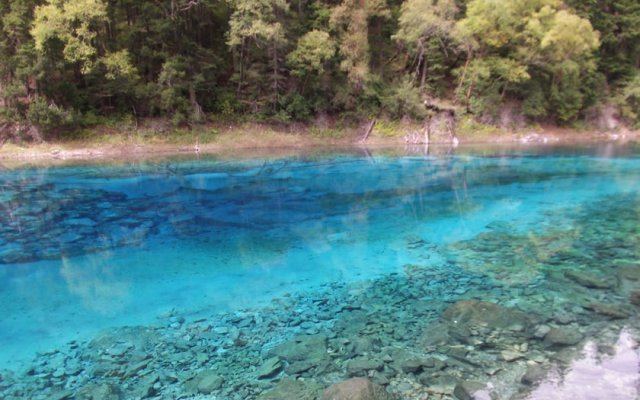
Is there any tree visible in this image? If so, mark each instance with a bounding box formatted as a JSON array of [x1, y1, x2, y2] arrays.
[[567, 0, 640, 85], [32, 0, 109, 73], [394, 0, 458, 92], [227, 0, 289, 113], [620, 73, 640, 126], [288, 30, 335, 78], [329, 0, 389, 91], [454, 0, 600, 122]]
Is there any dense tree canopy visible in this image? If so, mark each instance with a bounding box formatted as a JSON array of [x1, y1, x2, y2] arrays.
[[0, 0, 639, 135]]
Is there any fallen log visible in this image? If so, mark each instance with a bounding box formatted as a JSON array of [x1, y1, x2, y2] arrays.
[[359, 119, 376, 143]]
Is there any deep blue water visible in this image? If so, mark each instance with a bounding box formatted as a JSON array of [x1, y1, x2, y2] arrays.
[[1, 145, 640, 399]]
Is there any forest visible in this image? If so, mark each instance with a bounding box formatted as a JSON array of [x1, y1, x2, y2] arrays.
[[0, 0, 639, 138]]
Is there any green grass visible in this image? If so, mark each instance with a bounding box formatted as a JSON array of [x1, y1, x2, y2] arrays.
[[456, 116, 501, 139], [308, 126, 346, 139], [373, 120, 405, 138]]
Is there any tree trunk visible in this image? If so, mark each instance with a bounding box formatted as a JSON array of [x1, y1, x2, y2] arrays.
[[359, 119, 376, 142], [189, 85, 204, 122]]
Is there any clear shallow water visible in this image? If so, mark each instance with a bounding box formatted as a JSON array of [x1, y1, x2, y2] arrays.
[[1, 145, 640, 399]]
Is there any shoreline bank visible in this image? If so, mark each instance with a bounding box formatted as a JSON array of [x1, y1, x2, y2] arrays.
[[0, 122, 638, 167]]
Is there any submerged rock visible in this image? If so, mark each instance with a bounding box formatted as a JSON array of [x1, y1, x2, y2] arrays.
[[257, 357, 283, 379], [585, 302, 631, 319], [346, 357, 384, 377], [442, 300, 530, 331], [322, 378, 394, 400], [629, 291, 640, 307], [257, 378, 322, 400], [76, 383, 122, 400], [269, 334, 328, 364], [195, 370, 224, 394], [564, 270, 614, 289], [51, 390, 74, 400], [452, 381, 489, 400], [544, 327, 583, 347], [616, 265, 640, 282], [520, 365, 547, 386]]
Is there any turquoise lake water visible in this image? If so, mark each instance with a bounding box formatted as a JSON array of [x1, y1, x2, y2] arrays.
[[1, 145, 640, 399]]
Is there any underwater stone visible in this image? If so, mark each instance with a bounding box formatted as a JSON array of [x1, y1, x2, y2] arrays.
[[50, 390, 74, 400], [195, 370, 224, 394], [442, 300, 530, 332], [630, 291, 640, 306], [399, 358, 427, 374], [76, 383, 122, 400], [269, 334, 328, 363], [346, 357, 384, 377], [123, 360, 150, 378], [616, 265, 640, 282], [500, 350, 524, 362], [256, 357, 283, 379], [371, 371, 390, 386], [286, 360, 315, 375], [257, 377, 322, 400], [322, 378, 394, 400], [532, 324, 551, 339], [543, 327, 583, 347], [419, 374, 457, 395], [585, 302, 631, 319], [134, 372, 158, 398], [520, 365, 546, 386], [564, 270, 614, 289], [452, 381, 488, 400]]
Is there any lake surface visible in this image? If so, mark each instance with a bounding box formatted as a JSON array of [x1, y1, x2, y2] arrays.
[[1, 145, 639, 399]]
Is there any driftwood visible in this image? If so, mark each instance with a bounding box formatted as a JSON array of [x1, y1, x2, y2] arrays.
[[359, 119, 376, 143]]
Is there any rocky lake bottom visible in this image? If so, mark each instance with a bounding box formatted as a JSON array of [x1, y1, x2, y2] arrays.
[[1, 150, 640, 400]]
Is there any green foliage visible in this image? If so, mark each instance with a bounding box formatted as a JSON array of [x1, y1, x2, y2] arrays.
[[32, 0, 108, 73], [394, 0, 458, 96], [26, 97, 75, 130], [567, 0, 640, 85], [287, 30, 335, 77], [457, 115, 500, 138], [620, 73, 640, 126], [1, 0, 638, 137], [227, 0, 288, 48], [382, 77, 426, 119], [455, 0, 600, 122]]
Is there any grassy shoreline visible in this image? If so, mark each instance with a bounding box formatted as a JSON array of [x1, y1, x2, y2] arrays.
[[1, 120, 638, 167]]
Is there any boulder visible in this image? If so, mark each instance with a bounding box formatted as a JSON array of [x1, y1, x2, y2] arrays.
[[322, 378, 394, 400]]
